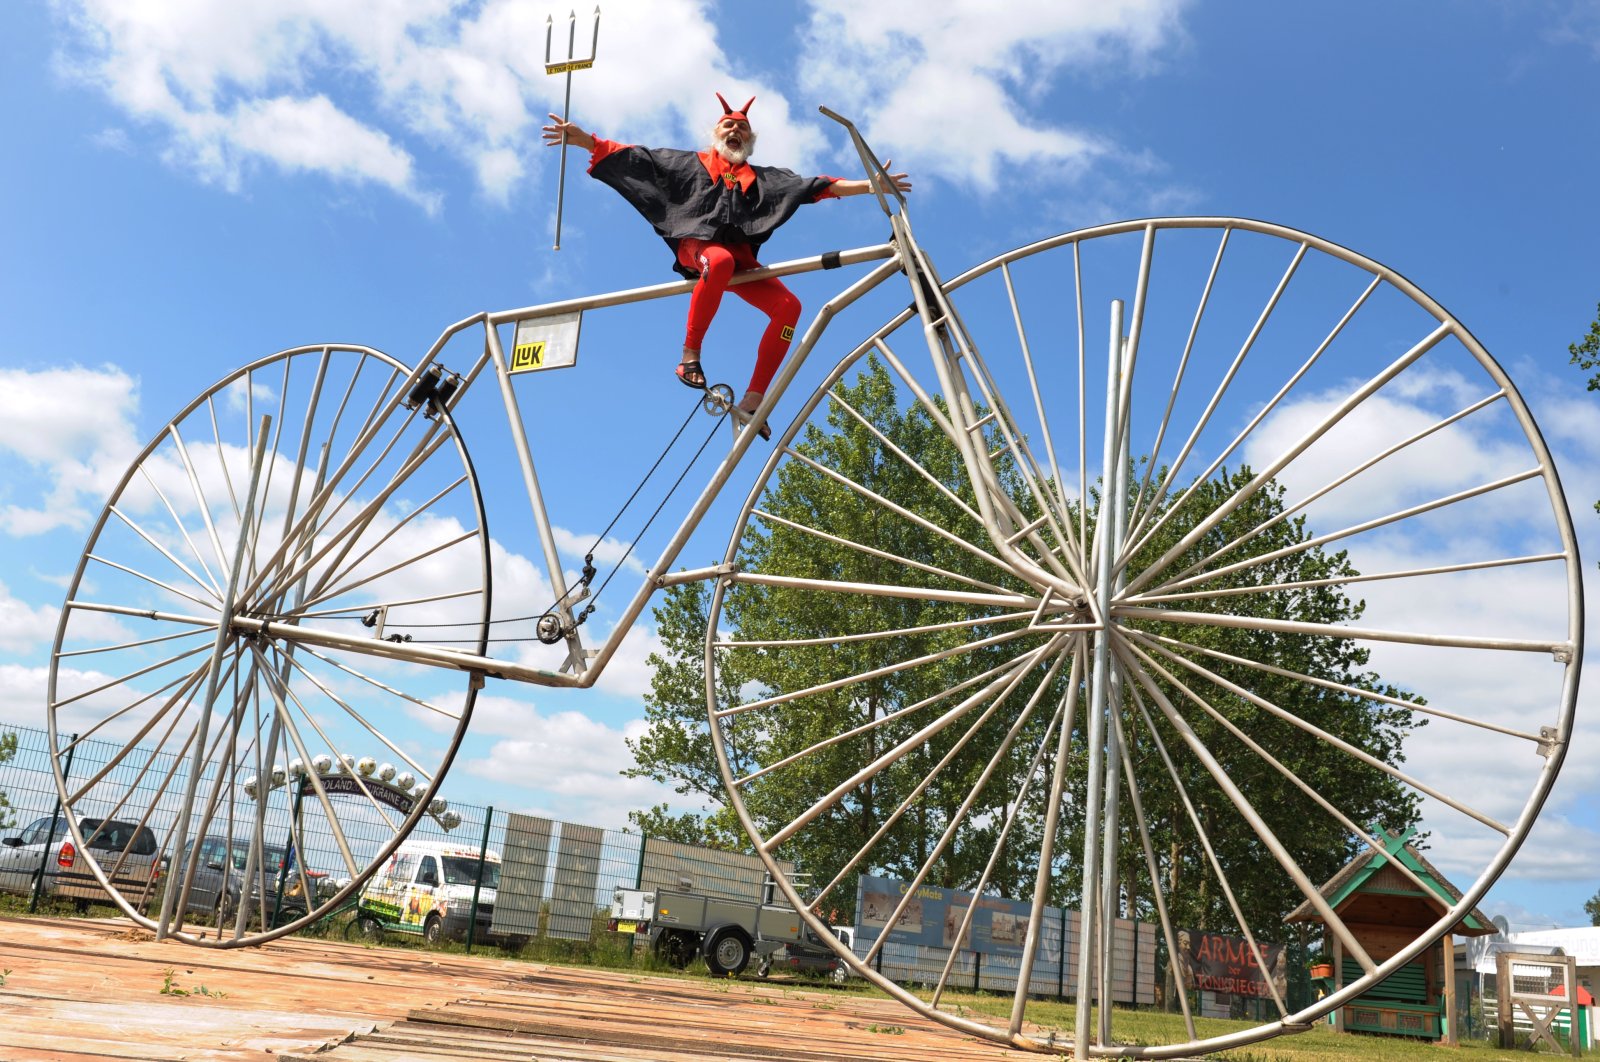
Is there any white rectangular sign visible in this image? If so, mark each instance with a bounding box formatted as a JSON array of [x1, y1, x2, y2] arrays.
[[510, 310, 582, 373]]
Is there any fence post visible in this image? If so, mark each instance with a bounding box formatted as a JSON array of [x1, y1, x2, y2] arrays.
[[974, 951, 982, 992], [465, 805, 493, 953], [1057, 908, 1066, 1001], [634, 831, 646, 888], [270, 776, 307, 929], [1132, 918, 1140, 1007], [29, 734, 76, 913]]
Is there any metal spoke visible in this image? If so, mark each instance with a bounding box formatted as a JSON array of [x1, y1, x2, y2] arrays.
[[716, 623, 1046, 720], [1110, 708, 1196, 1042], [1130, 628, 1548, 742], [1118, 639, 1379, 976], [855, 639, 1068, 963], [765, 638, 1059, 853], [1117, 241, 1308, 567], [1130, 629, 1512, 833], [1140, 467, 1543, 602], [1121, 320, 1454, 598], [812, 642, 1070, 911], [733, 654, 1040, 788], [749, 508, 1019, 597], [1127, 551, 1563, 613], [1124, 227, 1230, 538], [1122, 679, 1297, 1014], [716, 607, 1034, 651], [1116, 604, 1566, 659]]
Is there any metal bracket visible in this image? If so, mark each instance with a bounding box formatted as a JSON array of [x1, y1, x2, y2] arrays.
[[401, 364, 462, 418], [1552, 644, 1572, 663], [1537, 726, 1562, 759]]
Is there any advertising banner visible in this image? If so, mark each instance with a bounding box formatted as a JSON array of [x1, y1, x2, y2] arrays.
[[1175, 930, 1286, 1000]]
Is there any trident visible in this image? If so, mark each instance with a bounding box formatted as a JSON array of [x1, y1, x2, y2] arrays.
[[548, 7, 600, 251]]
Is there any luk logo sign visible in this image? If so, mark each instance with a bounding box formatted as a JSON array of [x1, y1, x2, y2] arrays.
[[512, 340, 547, 372]]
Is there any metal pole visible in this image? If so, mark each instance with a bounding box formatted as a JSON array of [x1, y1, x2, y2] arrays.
[[29, 735, 76, 913], [1098, 332, 1132, 1042], [552, 12, 575, 251], [1073, 300, 1123, 1059], [157, 414, 272, 939], [466, 805, 493, 953]]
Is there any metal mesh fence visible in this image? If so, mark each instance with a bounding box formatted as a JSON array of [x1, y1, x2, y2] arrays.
[[0, 720, 669, 947]]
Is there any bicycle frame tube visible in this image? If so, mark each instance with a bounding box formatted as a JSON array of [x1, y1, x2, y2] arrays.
[[241, 242, 901, 689]]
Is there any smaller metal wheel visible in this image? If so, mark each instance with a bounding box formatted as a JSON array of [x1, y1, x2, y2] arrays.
[[46, 344, 492, 948], [423, 914, 444, 946]]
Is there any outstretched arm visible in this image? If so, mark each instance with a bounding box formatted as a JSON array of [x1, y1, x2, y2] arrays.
[[542, 113, 596, 152], [831, 159, 912, 198]]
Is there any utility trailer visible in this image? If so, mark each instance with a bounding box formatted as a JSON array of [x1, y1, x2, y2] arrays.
[[607, 883, 837, 978]]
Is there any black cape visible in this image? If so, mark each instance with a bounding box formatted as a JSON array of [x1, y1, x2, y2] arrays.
[[590, 145, 833, 278]]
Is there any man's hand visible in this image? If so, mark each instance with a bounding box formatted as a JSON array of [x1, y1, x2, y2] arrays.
[[542, 113, 595, 152], [834, 159, 912, 198]]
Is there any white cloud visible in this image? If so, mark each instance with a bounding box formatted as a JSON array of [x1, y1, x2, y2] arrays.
[[798, 0, 1189, 191], [0, 583, 59, 655], [0, 364, 141, 536], [457, 697, 678, 826], [54, 0, 1189, 209], [51, 0, 827, 206]]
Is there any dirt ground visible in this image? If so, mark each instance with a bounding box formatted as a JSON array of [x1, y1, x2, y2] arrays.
[[0, 915, 1027, 1061]]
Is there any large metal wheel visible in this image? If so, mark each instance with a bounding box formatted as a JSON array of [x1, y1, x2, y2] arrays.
[[706, 219, 1581, 1055], [46, 344, 491, 946]]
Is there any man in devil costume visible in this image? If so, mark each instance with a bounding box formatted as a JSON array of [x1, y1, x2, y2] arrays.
[[542, 95, 910, 439]]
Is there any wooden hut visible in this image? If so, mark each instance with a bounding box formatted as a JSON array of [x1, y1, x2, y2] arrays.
[[1286, 826, 1497, 1043]]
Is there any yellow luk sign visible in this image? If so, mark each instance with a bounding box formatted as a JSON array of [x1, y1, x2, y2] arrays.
[[509, 311, 581, 374], [512, 340, 547, 372]]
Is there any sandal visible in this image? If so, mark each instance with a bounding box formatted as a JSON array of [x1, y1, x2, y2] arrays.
[[675, 358, 707, 390]]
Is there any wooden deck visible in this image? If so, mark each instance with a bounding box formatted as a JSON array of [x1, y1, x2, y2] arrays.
[[0, 915, 1026, 1061]]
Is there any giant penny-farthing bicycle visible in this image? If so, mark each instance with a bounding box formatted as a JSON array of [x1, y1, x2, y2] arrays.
[[46, 112, 1580, 1057]]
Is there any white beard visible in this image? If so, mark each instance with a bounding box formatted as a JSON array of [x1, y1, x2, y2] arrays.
[[713, 129, 756, 165]]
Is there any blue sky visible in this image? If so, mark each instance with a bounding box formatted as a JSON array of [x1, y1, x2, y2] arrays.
[[1, 1, 1597, 931]]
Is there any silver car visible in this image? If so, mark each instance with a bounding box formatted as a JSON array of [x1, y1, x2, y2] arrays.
[[170, 836, 326, 925], [0, 815, 160, 910]]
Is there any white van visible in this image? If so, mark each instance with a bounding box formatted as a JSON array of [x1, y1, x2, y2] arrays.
[[355, 839, 521, 947]]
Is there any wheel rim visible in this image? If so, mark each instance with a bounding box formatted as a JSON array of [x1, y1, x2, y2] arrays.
[[46, 344, 491, 947], [707, 218, 1581, 1055], [715, 936, 745, 969]]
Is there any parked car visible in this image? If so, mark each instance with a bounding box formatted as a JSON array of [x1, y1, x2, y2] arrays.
[[0, 815, 160, 910], [168, 835, 328, 926], [756, 925, 854, 981]]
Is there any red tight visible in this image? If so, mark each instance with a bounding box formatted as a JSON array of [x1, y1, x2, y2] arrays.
[[678, 239, 800, 395]]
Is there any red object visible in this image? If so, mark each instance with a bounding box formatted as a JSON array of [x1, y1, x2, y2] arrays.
[[1551, 983, 1596, 1006], [716, 93, 755, 124], [58, 842, 76, 868], [678, 240, 800, 395]]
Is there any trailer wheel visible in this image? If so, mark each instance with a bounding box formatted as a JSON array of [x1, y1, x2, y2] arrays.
[[703, 926, 752, 977], [654, 930, 695, 969]]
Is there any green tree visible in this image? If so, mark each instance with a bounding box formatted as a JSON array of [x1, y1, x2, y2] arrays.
[[1586, 887, 1600, 927], [626, 356, 1422, 936], [1572, 302, 1600, 522], [625, 803, 731, 848], [0, 731, 17, 830]]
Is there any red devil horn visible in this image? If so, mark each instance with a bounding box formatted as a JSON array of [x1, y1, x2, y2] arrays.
[[740, 96, 755, 116], [716, 92, 733, 115]]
